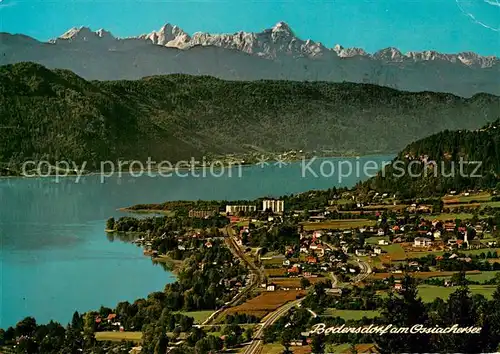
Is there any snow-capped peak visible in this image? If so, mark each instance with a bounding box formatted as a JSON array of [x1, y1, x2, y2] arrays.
[[58, 27, 115, 42], [138, 23, 191, 47], [54, 22, 499, 67], [59, 26, 94, 39], [374, 47, 405, 61], [272, 21, 293, 34]]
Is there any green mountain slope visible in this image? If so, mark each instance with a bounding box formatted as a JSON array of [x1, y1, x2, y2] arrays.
[[1, 62, 499, 171], [363, 120, 500, 197]]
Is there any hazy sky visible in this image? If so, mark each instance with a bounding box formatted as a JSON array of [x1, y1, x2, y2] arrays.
[[1, 0, 499, 56]]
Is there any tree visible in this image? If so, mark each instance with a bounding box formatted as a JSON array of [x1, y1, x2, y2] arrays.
[[106, 217, 115, 230], [179, 315, 194, 332], [432, 282, 482, 352], [375, 275, 431, 353], [63, 326, 84, 354], [310, 334, 325, 353], [187, 327, 206, 347], [450, 271, 468, 286], [206, 335, 223, 352], [194, 337, 211, 354], [15, 317, 37, 337], [16, 337, 37, 354], [280, 329, 293, 353], [348, 342, 358, 354], [71, 311, 83, 330], [82, 312, 96, 351], [243, 327, 253, 342], [223, 334, 237, 348], [300, 278, 311, 289], [142, 323, 166, 354], [154, 331, 168, 354]]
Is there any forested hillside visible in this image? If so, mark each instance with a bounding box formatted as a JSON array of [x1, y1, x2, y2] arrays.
[[1, 62, 499, 172], [364, 120, 500, 197]]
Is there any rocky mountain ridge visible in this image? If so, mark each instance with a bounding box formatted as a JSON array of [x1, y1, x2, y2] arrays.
[[58, 21, 498, 67], [2, 22, 499, 97]]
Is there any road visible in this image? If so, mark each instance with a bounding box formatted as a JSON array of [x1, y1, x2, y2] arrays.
[[243, 298, 305, 354], [353, 258, 372, 284], [224, 225, 264, 284], [330, 271, 339, 287], [323, 240, 371, 284], [204, 225, 264, 325], [239, 232, 372, 353]]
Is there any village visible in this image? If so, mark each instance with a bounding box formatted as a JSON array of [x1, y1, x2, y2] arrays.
[[85, 188, 500, 354]]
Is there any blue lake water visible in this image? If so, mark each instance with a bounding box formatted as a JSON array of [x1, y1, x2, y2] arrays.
[[0, 155, 392, 328]]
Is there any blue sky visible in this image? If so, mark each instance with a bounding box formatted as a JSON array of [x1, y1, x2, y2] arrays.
[[1, 0, 499, 56]]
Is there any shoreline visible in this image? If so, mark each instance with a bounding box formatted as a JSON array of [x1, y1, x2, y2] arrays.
[[0, 153, 396, 180], [118, 207, 174, 215]]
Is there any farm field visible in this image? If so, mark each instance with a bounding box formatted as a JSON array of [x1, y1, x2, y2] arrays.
[[363, 204, 408, 211], [443, 192, 492, 203], [417, 285, 497, 302], [326, 343, 378, 353], [382, 245, 500, 260], [404, 249, 444, 259], [459, 248, 500, 256], [363, 204, 407, 211], [444, 203, 481, 210], [422, 213, 474, 221], [226, 290, 305, 319], [256, 344, 311, 354], [95, 331, 142, 342], [370, 270, 481, 280], [365, 236, 389, 245], [270, 277, 328, 288], [261, 257, 286, 266], [176, 310, 214, 324], [482, 201, 500, 208], [301, 219, 376, 231], [357, 255, 385, 268], [435, 271, 500, 282], [322, 309, 380, 321], [264, 268, 287, 277], [380, 244, 406, 261]]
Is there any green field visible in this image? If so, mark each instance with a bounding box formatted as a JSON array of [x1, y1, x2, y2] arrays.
[[443, 193, 492, 203], [435, 271, 500, 282], [176, 310, 214, 324], [423, 213, 474, 221], [381, 244, 406, 260], [405, 250, 445, 259], [365, 236, 389, 245], [262, 258, 286, 266], [417, 285, 497, 302], [327, 344, 351, 353], [461, 248, 500, 256], [481, 201, 500, 208], [322, 309, 380, 321], [357, 255, 384, 268], [301, 219, 376, 231], [95, 332, 142, 342]]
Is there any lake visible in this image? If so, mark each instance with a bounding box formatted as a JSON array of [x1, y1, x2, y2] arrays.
[[0, 155, 392, 328]]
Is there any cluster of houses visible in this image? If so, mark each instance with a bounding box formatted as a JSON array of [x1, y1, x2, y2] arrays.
[[95, 313, 123, 331], [410, 219, 493, 251], [259, 229, 368, 290], [299, 230, 327, 257]]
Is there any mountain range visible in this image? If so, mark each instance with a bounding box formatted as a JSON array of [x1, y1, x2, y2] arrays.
[[1, 22, 499, 97], [1, 63, 499, 173]]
